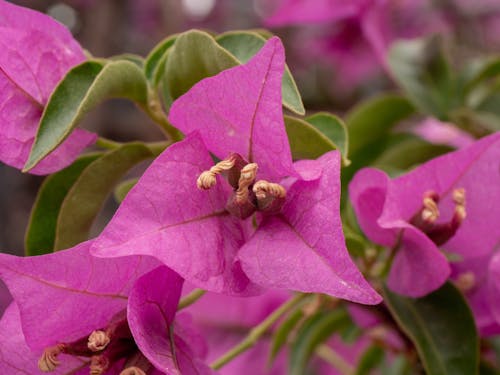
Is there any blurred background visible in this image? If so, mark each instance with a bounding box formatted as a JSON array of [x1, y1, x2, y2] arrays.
[[2, 0, 500, 257]]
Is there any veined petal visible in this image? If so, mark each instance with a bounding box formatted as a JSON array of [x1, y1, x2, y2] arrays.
[[0, 241, 157, 349], [239, 151, 381, 304], [128, 266, 214, 375], [169, 37, 295, 181], [387, 228, 450, 297], [92, 133, 259, 296], [349, 167, 396, 247], [0, 303, 89, 375], [0, 1, 95, 175]]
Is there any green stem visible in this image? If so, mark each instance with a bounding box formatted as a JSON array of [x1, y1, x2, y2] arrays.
[[96, 137, 123, 150], [144, 90, 183, 142], [210, 293, 310, 370], [316, 344, 354, 375], [178, 289, 206, 310]]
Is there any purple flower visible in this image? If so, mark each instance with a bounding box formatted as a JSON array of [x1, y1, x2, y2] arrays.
[[0, 0, 96, 175], [91, 38, 381, 305], [0, 241, 213, 374], [349, 132, 500, 302]]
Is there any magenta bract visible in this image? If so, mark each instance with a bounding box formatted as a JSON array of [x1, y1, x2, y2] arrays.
[[0, 241, 212, 374], [91, 38, 381, 305], [0, 0, 96, 175], [349, 132, 500, 311]]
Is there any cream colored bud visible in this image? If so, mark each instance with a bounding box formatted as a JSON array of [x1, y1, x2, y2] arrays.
[[455, 271, 475, 292], [422, 196, 439, 223], [452, 188, 466, 205], [252, 180, 286, 200], [197, 156, 238, 190], [235, 163, 258, 203], [90, 356, 109, 375], [38, 344, 65, 372], [88, 330, 111, 352], [120, 367, 147, 375], [197, 171, 217, 190]]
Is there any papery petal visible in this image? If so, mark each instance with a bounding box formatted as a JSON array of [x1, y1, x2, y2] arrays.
[[380, 132, 500, 259], [0, 241, 157, 349], [0, 303, 89, 375], [0, 2, 95, 174], [240, 151, 381, 304], [450, 253, 500, 335], [92, 133, 259, 296], [0, 1, 83, 51], [387, 228, 450, 297], [169, 37, 295, 181], [128, 266, 213, 375], [349, 168, 396, 247]]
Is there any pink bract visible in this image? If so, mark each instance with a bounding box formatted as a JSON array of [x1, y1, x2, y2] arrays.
[[0, 0, 96, 175], [349, 132, 500, 311], [0, 241, 212, 374], [91, 38, 381, 305]]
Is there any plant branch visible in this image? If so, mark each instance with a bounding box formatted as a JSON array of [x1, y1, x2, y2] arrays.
[[210, 293, 310, 370], [178, 289, 206, 310]]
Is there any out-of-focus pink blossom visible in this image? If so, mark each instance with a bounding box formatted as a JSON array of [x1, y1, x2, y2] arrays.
[[264, 0, 449, 89], [412, 118, 475, 149]]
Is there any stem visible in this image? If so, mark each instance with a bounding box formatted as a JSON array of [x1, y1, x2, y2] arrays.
[[177, 289, 206, 310], [316, 344, 354, 375], [144, 90, 183, 142], [210, 293, 310, 370], [96, 137, 123, 150]]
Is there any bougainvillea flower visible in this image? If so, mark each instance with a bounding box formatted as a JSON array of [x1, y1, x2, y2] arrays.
[[91, 38, 381, 304], [0, 241, 213, 374], [349, 132, 500, 298], [0, 0, 96, 175]]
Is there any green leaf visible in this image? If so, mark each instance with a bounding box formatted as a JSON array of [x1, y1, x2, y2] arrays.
[[388, 37, 460, 119], [53, 143, 154, 250], [114, 178, 139, 203], [383, 282, 479, 375], [144, 34, 178, 83], [269, 308, 304, 364], [346, 94, 415, 157], [372, 135, 453, 171], [463, 56, 500, 94], [164, 30, 239, 101], [289, 309, 350, 375], [354, 345, 385, 375], [25, 60, 149, 171], [480, 361, 500, 375], [216, 30, 305, 115], [24, 153, 101, 256], [306, 112, 349, 163], [284, 115, 336, 160], [110, 53, 145, 68]]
